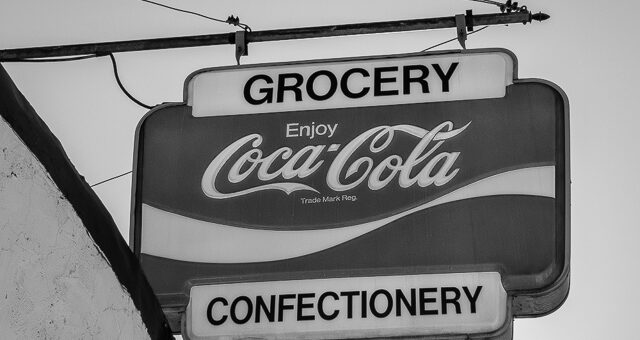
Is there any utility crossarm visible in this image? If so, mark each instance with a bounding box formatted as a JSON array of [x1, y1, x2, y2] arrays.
[[0, 11, 548, 60]]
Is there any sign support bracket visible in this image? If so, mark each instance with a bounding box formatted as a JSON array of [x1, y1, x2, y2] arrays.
[[455, 10, 476, 50], [455, 14, 468, 49], [234, 30, 248, 65]]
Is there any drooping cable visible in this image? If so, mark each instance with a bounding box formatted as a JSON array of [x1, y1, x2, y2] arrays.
[[107, 53, 153, 110], [1, 53, 154, 110], [1, 53, 148, 187]]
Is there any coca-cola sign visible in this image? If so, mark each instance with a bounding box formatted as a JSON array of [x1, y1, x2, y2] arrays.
[[131, 49, 569, 338], [201, 121, 468, 200]]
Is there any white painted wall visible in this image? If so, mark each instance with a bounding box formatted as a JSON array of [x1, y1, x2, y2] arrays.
[[0, 117, 149, 339]]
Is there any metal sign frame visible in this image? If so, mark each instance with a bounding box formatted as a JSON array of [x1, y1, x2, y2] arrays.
[[130, 48, 570, 338]]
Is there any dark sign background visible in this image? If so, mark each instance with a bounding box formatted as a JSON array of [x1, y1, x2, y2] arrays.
[[132, 51, 569, 335], [141, 84, 556, 229]]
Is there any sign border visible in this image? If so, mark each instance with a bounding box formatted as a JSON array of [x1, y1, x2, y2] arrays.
[[130, 48, 570, 337]]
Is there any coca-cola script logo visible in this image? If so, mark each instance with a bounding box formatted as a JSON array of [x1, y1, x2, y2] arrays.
[[201, 121, 470, 199]]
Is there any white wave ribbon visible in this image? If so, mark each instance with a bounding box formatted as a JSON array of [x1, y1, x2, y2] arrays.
[[141, 166, 555, 263]]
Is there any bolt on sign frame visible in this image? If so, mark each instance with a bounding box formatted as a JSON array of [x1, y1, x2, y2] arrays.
[[131, 48, 569, 339]]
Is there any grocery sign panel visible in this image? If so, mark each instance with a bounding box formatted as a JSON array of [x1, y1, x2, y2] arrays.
[[131, 49, 569, 339]]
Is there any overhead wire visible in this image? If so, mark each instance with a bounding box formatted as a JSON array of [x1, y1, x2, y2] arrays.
[[421, 25, 490, 52], [90, 170, 133, 187], [140, 0, 251, 31]]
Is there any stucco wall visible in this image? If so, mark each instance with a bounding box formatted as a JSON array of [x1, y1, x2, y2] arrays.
[[0, 116, 150, 339]]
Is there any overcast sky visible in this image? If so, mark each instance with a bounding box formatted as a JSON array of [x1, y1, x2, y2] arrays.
[[2, 0, 640, 339]]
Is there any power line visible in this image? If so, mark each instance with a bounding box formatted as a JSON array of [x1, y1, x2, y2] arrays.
[[90, 170, 132, 187], [140, 0, 251, 31], [421, 25, 490, 52]]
